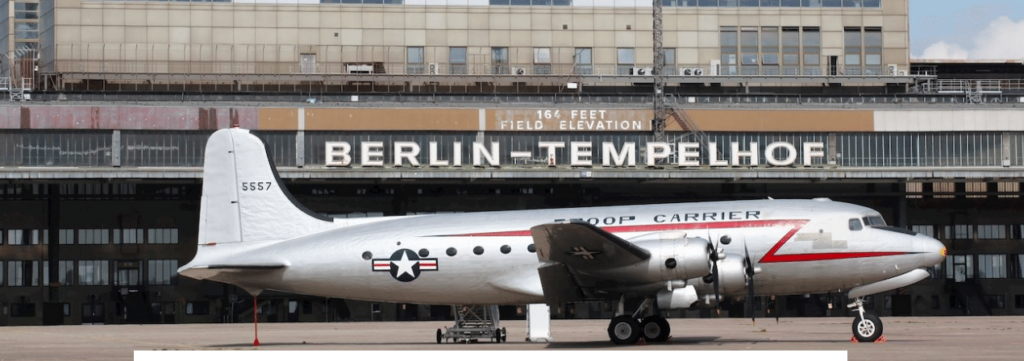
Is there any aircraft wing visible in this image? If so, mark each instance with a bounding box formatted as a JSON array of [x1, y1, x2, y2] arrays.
[[531, 221, 650, 267], [530, 221, 652, 303]]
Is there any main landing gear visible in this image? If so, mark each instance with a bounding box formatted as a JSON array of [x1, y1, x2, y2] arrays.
[[848, 297, 884, 343], [607, 297, 671, 345]]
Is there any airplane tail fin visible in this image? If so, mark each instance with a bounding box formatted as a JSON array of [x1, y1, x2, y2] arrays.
[[198, 128, 334, 246]]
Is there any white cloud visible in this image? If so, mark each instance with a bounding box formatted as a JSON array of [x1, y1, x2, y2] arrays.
[[920, 42, 969, 60], [917, 16, 1024, 60]]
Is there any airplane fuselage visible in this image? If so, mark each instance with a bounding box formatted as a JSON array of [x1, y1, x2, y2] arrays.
[[185, 199, 943, 306]]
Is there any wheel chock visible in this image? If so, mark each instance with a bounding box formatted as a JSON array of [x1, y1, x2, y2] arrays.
[[635, 338, 647, 346]]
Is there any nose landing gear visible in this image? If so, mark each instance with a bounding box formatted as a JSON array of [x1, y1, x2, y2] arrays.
[[848, 297, 884, 343]]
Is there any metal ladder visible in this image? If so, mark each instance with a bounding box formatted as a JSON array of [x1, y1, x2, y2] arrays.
[[437, 305, 505, 343]]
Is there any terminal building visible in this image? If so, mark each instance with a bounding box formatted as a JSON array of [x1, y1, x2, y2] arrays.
[[2, 0, 1024, 326]]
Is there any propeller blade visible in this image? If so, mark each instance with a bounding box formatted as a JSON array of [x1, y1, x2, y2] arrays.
[[744, 242, 756, 324], [713, 261, 720, 305]]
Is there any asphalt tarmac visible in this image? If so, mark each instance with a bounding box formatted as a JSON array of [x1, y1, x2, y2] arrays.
[[1, 317, 1022, 360]]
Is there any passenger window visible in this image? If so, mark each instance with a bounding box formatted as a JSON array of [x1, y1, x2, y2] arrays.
[[849, 218, 863, 231]]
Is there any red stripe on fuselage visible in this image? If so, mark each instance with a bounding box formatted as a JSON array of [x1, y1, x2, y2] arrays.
[[436, 219, 907, 264]]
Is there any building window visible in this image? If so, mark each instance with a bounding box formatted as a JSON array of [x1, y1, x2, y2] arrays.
[[864, 27, 883, 75], [43, 261, 75, 286], [977, 225, 1006, 240], [78, 229, 110, 245], [114, 229, 144, 244], [15, 3, 39, 20], [491, 47, 509, 75], [533, 47, 552, 75], [59, 229, 74, 244], [0, 261, 3, 286], [617, 48, 635, 75], [998, 182, 1020, 198], [802, 27, 820, 75], [8, 261, 39, 287], [946, 255, 974, 281], [978, 255, 1007, 279], [985, 295, 1005, 309], [78, 260, 110, 286], [407, 47, 424, 75], [946, 225, 973, 240], [574, 48, 593, 75], [844, 27, 862, 75], [1018, 255, 1024, 278], [720, 27, 739, 75], [761, 27, 779, 75], [781, 27, 800, 75], [148, 229, 178, 244], [148, 260, 179, 285], [1016, 295, 1024, 309], [6, 229, 47, 245], [449, 47, 467, 75], [740, 27, 759, 75], [14, 22, 38, 40], [912, 225, 935, 238], [661, 48, 676, 75]]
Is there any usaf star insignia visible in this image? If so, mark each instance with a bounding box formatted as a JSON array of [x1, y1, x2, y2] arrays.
[[372, 249, 438, 282]]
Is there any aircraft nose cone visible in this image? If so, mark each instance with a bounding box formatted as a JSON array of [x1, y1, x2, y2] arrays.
[[916, 236, 946, 267]]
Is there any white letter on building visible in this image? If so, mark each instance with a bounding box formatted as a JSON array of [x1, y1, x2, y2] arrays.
[[428, 142, 448, 166], [453, 142, 462, 166], [731, 142, 759, 166], [765, 142, 797, 166], [538, 141, 565, 166], [570, 142, 593, 167], [473, 142, 500, 167], [707, 142, 729, 166], [678, 142, 700, 166], [361, 141, 384, 167], [646, 142, 671, 166], [803, 142, 825, 166], [394, 141, 421, 167], [325, 141, 352, 167], [602, 142, 636, 167]]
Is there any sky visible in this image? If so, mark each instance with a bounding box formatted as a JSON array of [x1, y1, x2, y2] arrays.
[[911, 0, 1024, 60]]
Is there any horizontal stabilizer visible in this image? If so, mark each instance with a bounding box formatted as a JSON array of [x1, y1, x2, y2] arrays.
[[530, 221, 651, 268]]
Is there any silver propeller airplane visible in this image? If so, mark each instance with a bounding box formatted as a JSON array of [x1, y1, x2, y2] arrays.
[[180, 128, 946, 345]]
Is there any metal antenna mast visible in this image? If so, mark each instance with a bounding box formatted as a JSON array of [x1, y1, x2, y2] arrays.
[[652, 0, 667, 142]]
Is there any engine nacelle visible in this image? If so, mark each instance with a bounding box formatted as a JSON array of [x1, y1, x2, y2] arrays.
[[643, 236, 714, 283], [657, 285, 700, 310], [692, 255, 748, 297]]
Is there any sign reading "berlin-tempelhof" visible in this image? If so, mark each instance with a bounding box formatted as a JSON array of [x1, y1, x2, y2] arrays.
[[324, 141, 826, 168]]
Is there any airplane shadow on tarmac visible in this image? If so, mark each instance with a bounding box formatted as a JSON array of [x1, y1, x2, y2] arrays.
[[205, 336, 855, 349]]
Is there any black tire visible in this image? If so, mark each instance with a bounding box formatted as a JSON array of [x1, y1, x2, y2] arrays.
[[436, 329, 443, 344], [640, 315, 672, 342], [607, 315, 641, 345], [501, 327, 507, 342], [852, 312, 884, 343], [494, 329, 502, 343]]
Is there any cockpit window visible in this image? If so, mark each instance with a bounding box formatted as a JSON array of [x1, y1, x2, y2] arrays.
[[863, 216, 886, 227], [849, 218, 863, 231]]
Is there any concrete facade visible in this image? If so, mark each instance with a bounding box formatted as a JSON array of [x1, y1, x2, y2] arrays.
[[29, 1, 909, 79]]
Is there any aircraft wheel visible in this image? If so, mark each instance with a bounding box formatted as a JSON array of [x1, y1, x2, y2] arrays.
[[494, 329, 502, 343], [852, 312, 884, 343], [607, 315, 641, 345], [501, 327, 507, 342], [640, 315, 671, 342], [436, 329, 443, 344]]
